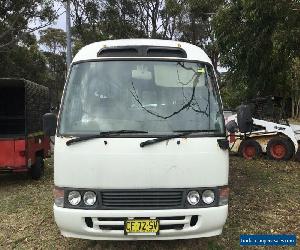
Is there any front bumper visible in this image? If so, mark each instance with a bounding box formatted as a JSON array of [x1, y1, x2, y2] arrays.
[[54, 205, 228, 240]]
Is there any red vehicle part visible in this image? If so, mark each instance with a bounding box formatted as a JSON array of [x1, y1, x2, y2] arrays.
[[0, 139, 26, 171], [0, 134, 50, 173], [0, 78, 51, 177]]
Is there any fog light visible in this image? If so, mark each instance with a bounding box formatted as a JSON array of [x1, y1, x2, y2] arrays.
[[187, 191, 200, 205], [83, 191, 96, 206], [68, 191, 81, 205], [202, 190, 215, 204]]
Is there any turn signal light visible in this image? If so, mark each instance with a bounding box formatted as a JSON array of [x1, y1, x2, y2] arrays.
[[54, 186, 64, 207], [219, 186, 229, 206]]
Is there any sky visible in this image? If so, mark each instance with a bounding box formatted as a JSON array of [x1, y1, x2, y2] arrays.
[[53, 2, 68, 31], [33, 2, 68, 51], [34, 1, 67, 40]]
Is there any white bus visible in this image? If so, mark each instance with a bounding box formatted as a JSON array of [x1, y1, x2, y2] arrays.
[[44, 39, 229, 240]]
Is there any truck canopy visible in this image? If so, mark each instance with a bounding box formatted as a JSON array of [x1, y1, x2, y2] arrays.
[[0, 78, 49, 137]]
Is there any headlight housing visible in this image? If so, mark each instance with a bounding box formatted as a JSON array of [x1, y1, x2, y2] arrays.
[[187, 190, 200, 205], [83, 191, 97, 206], [68, 191, 81, 205], [202, 190, 215, 204]]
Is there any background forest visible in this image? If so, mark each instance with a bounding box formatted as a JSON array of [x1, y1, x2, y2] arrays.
[[0, 0, 300, 117]]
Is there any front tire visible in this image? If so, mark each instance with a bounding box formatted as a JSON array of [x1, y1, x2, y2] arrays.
[[31, 156, 44, 180], [238, 139, 262, 160], [266, 137, 294, 161]]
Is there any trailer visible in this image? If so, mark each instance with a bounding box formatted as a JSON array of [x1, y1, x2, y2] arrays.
[[0, 78, 51, 179]]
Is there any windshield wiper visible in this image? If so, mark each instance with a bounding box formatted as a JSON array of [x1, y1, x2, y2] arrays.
[[172, 129, 217, 133], [140, 129, 217, 148], [66, 130, 148, 146]]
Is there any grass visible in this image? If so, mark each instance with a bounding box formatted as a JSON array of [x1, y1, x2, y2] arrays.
[[0, 156, 299, 249], [289, 118, 300, 125]]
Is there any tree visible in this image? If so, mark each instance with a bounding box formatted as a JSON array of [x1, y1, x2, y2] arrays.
[[0, 0, 57, 95], [71, 0, 147, 51], [214, 0, 300, 106], [176, 0, 225, 72], [0, 0, 56, 50], [0, 38, 51, 87], [39, 28, 67, 107], [39, 28, 66, 54], [288, 57, 300, 118], [159, 0, 183, 39], [71, 0, 104, 47], [135, 0, 163, 38]]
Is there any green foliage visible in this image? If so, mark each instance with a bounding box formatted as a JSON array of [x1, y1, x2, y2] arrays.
[[1, 0, 300, 112], [39, 28, 66, 53], [71, 0, 146, 49], [0, 1, 60, 107], [39, 28, 67, 106], [220, 76, 248, 108], [70, 0, 224, 73], [177, 0, 225, 71], [0, 42, 50, 86], [0, 0, 56, 49], [288, 57, 300, 118], [99, 1, 145, 39], [214, 0, 300, 106], [42, 51, 66, 106]]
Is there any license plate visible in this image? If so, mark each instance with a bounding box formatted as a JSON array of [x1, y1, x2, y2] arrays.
[[125, 219, 159, 234]]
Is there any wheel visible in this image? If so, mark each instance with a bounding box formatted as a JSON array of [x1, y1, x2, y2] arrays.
[[266, 137, 294, 161], [238, 139, 262, 160], [31, 156, 44, 180]]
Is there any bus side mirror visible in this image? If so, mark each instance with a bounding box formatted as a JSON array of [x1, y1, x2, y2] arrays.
[[43, 113, 57, 136], [236, 105, 253, 133]]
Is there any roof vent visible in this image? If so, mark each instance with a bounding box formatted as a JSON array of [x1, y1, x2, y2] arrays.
[[97, 46, 187, 58], [97, 47, 138, 57], [146, 47, 187, 58]]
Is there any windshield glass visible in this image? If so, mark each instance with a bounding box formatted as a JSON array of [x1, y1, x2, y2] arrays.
[[59, 60, 224, 136]]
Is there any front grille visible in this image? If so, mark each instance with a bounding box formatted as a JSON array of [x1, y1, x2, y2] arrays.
[[101, 190, 184, 209]]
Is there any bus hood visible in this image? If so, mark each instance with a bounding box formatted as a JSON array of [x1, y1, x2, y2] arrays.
[[54, 137, 228, 189]]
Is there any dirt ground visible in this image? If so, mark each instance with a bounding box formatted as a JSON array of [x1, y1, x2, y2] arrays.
[[0, 156, 299, 249]]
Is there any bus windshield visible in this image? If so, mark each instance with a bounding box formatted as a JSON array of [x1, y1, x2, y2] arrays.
[[59, 60, 224, 136]]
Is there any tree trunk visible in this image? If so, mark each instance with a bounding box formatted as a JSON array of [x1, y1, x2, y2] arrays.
[[191, 16, 196, 44], [292, 97, 295, 118], [297, 98, 300, 118]]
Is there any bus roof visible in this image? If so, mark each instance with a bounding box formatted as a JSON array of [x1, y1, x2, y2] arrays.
[[72, 39, 212, 64]]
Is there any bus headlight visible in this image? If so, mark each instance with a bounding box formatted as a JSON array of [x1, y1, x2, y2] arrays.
[[68, 191, 81, 205], [83, 191, 97, 206], [202, 190, 215, 204], [187, 191, 200, 205]]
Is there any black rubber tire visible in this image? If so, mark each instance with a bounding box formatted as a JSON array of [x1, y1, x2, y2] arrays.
[[238, 139, 262, 160], [266, 137, 294, 161], [31, 156, 44, 180]]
